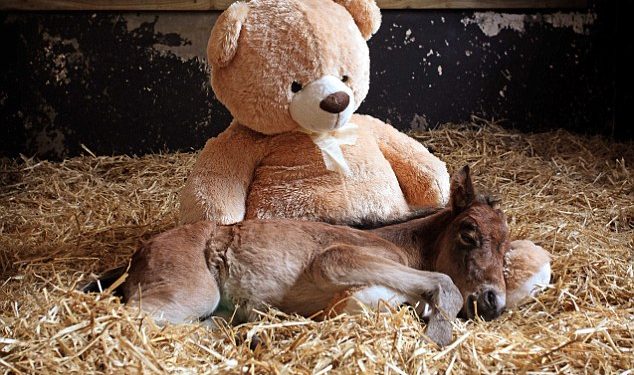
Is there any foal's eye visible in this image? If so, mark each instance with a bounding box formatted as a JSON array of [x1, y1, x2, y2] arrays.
[[342, 75, 349, 83], [458, 222, 479, 247], [459, 231, 479, 247], [291, 81, 303, 93]]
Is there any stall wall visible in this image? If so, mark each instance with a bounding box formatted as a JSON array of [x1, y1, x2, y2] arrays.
[[0, 2, 628, 159]]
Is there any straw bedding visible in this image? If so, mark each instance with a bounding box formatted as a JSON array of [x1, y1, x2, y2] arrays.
[[1, 121, 632, 374]]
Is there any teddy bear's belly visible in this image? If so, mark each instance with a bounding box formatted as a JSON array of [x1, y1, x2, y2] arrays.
[[245, 133, 410, 225]]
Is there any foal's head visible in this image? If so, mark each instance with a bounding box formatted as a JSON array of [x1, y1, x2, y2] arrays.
[[433, 166, 509, 320]]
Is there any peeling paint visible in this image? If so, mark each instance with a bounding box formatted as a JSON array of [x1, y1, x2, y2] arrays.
[[403, 28, 415, 45], [543, 12, 597, 35], [410, 113, 429, 131], [463, 11, 597, 37], [499, 85, 507, 98], [123, 14, 215, 61], [124, 14, 155, 32], [28, 103, 67, 158], [42, 33, 87, 86], [462, 12, 526, 37], [34, 127, 66, 157]]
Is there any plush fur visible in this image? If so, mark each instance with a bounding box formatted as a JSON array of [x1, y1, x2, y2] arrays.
[[181, 0, 550, 312], [504, 240, 552, 307], [180, 115, 449, 225]]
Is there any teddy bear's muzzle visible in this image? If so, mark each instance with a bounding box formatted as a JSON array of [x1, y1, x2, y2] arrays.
[[289, 75, 355, 134]]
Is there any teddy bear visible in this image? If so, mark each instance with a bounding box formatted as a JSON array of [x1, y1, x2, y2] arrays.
[[179, 0, 449, 227], [180, 0, 551, 312]]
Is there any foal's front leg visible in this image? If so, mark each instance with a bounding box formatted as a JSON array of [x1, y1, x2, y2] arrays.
[[310, 245, 463, 346]]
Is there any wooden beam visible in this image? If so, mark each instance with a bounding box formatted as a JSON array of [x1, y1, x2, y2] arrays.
[[0, 0, 234, 11], [378, 0, 588, 8], [0, 0, 589, 11]]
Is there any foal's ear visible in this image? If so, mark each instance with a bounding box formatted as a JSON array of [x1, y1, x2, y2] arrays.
[[450, 165, 475, 212]]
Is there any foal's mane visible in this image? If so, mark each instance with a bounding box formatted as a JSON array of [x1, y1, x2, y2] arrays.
[[352, 192, 500, 230], [352, 206, 445, 230], [474, 194, 502, 209]]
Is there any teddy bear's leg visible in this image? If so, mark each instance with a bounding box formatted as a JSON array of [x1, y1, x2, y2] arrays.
[[504, 240, 552, 308], [179, 122, 265, 225]]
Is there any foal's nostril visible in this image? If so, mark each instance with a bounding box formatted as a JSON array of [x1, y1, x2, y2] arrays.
[[483, 290, 497, 310], [474, 289, 502, 321], [465, 290, 503, 320], [319, 91, 350, 114]]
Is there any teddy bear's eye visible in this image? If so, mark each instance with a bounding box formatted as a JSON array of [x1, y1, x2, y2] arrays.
[[291, 81, 303, 93], [342, 75, 349, 83]]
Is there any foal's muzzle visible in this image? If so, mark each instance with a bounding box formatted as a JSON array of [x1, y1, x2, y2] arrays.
[[463, 288, 506, 321]]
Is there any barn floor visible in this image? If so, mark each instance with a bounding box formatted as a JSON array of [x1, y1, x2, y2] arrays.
[[1, 122, 633, 373]]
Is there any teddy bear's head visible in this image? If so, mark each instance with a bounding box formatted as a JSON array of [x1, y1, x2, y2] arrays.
[[207, 0, 381, 135]]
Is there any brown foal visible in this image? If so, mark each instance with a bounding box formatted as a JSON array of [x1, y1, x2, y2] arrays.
[[85, 166, 509, 346]]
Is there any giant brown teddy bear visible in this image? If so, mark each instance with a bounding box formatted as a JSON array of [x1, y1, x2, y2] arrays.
[[180, 0, 551, 310]]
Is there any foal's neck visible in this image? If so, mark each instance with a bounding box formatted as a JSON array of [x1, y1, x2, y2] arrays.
[[369, 208, 454, 270]]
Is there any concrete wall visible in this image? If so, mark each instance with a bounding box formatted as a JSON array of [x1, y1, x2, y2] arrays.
[[1, 1, 628, 159]]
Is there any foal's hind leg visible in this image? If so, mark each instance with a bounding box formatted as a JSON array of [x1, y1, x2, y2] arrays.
[[310, 245, 463, 346], [125, 272, 221, 325], [122, 222, 222, 325]]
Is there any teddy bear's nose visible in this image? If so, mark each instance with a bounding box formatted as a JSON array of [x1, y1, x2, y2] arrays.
[[319, 91, 350, 114]]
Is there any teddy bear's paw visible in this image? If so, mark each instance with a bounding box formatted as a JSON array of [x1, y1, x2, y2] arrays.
[[504, 240, 552, 308], [412, 165, 451, 207]]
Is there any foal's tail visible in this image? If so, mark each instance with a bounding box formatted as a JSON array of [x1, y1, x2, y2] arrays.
[[79, 264, 128, 297]]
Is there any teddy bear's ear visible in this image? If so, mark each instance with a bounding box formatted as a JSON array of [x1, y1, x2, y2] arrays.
[[208, 1, 249, 68], [333, 0, 382, 40]]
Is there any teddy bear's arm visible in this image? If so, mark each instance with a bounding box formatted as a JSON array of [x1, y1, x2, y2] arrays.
[[358, 115, 450, 207], [179, 122, 266, 225]]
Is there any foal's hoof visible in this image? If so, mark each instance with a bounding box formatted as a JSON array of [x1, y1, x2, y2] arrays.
[[425, 317, 453, 347], [247, 335, 262, 351], [235, 332, 262, 351]]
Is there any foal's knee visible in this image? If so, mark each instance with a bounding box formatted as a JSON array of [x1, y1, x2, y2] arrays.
[[432, 274, 463, 319]]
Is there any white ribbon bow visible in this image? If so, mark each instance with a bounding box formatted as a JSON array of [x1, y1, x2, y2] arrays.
[[301, 122, 358, 176]]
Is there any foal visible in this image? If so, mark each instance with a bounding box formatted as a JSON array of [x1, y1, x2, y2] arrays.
[[86, 166, 508, 346]]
